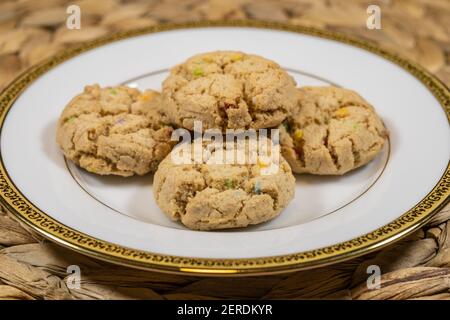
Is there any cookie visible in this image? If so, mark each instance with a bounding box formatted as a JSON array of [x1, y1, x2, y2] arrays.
[[162, 51, 297, 131], [153, 139, 295, 230], [279, 86, 388, 175], [56, 84, 174, 177]]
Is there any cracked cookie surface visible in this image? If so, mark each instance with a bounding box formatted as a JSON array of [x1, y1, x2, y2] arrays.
[[56, 84, 174, 177], [153, 140, 295, 230], [162, 51, 297, 131], [279, 86, 388, 175]]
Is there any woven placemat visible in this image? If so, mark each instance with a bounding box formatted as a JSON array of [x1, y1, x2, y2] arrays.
[[0, 0, 449, 300]]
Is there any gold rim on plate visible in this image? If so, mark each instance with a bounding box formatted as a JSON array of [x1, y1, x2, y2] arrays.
[[0, 21, 449, 276]]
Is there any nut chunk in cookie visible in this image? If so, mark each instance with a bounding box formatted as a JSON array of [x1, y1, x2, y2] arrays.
[[56, 84, 174, 177], [153, 139, 295, 230], [162, 51, 297, 131], [279, 86, 388, 175]]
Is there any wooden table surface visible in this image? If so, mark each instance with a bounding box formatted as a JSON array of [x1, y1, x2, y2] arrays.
[[0, 0, 449, 300]]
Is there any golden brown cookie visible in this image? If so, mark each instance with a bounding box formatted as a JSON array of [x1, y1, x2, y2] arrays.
[[279, 86, 388, 175], [162, 51, 297, 131], [56, 84, 174, 177], [153, 139, 295, 230]]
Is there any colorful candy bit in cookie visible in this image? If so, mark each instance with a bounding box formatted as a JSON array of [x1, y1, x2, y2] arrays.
[[254, 180, 262, 194], [334, 107, 349, 118], [257, 157, 270, 168], [202, 55, 213, 63], [258, 156, 279, 175], [86, 165, 97, 173], [225, 178, 234, 189], [138, 91, 157, 102], [230, 53, 243, 62], [116, 117, 126, 125], [294, 129, 304, 141], [109, 88, 117, 95], [192, 67, 204, 77], [67, 116, 76, 123]]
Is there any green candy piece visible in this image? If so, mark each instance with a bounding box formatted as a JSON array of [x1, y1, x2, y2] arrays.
[[225, 179, 234, 189], [192, 67, 204, 77], [109, 89, 117, 95], [67, 116, 76, 123]]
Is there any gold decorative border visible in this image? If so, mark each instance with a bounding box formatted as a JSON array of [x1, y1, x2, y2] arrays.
[[0, 21, 449, 276]]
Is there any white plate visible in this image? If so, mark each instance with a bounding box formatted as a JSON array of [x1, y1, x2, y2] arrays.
[[0, 22, 449, 275]]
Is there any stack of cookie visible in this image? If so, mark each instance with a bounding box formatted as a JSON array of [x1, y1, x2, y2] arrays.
[[56, 51, 388, 231]]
